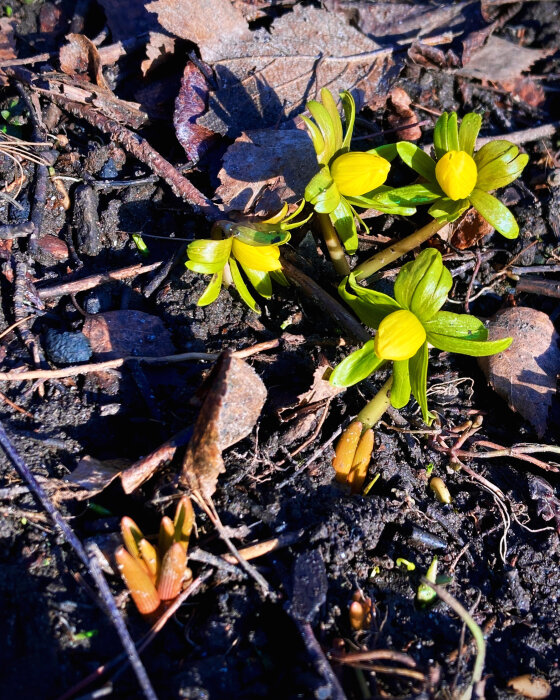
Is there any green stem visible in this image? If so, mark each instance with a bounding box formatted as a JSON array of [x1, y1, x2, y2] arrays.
[[357, 376, 393, 430], [318, 213, 350, 276], [353, 218, 448, 281]]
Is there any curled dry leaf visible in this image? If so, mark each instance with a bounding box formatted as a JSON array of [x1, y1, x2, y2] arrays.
[[65, 455, 131, 499], [450, 206, 494, 249], [387, 88, 421, 141], [458, 36, 553, 83], [59, 34, 111, 90], [215, 128, 317, 214], [174, 62, 219, 163], [479, 307, 560, 438], [181, 350, 267, 500], [507, 674, 551, 699]]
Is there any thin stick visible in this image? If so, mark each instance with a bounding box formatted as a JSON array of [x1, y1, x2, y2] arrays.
[[353, 219, 449, 281], [0, 420, 157, 700], [476, 121, 560, 148]]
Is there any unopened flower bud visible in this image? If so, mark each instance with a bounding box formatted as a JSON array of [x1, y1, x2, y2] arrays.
[[330, 151, 391, 196], [374, 309, 426, 361], [435, 150, 477, 200]]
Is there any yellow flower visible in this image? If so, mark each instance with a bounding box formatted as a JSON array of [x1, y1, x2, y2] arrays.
[[330, 151, 391, 197], [435, 150, 477, 201], [230, 239, 282, 272], [374, 309, 426, 361]]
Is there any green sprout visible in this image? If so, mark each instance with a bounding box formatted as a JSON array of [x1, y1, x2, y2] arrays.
[[185, 202, 309, 313], [302, 89, 415, 264], [330, 248, 512, 423], [384, 112, 528, 238]]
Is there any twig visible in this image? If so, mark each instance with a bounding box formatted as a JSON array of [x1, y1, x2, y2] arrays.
[[37, 261, 164, 299], [476, 121, 560, 147], [0, 419, 158, 700], [278, 424, 344, 489], [464, 250, 482, 313], [516, 277, 560, 299]]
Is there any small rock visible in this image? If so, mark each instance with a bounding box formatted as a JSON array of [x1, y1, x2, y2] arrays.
[[99, 158, 119, 179], [45, 329, 92, 365]]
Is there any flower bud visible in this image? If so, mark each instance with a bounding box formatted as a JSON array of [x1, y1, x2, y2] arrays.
[[435, 150, 477, 201], [374, 309, 426, 361], [330, 151, 391, 196]]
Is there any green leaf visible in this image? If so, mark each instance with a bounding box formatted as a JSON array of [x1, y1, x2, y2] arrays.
[[242, 266, 273, 298], [423, 311, 488, 341], [340, 91, 356, 151], [330, 340, 384, 387], [446, 112, 459, 151], [330, 197, 358, 254], [396, 142, 436, 181], [187, 238, 231, 266], [347, 188, 417, 215], [394, 248, 452, 321], [469, 188, 519, 239], [385, 183, 443, 206], [301, 115, 325, 157], [458, 113, 482, 156], [367, 143, 398, 162], [229, 258, 260, 313], [339, 274, 401, 329], [434, 112, 449, 159], [197, 271, 223, 306], [320, 88, 343, 154], [270, 269, 289, 287], [409, 342, 430, 424], [427, 332, 512, 356], [185, 259, 227, 274], [307, 101, 337, 163], [476, 147, 528, 191], [474, 140, 513, 170], [233, 224, 291, 246], [305, 168, 341, 213], [391, 360, 411, 409], [428, 197, 469, 222]]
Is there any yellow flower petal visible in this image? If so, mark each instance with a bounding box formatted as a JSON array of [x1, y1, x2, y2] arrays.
[[232, 239, 282, 272], [330, 151, 391, 197], [435, 150, 477, 201], [374, 309, 426, 361]]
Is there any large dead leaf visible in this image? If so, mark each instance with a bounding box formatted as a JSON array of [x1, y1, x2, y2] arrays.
[[215, 128, 317, 214], [59, 34, 111, 90], [65, 455, 130, 499], [149, 2, 401, 136], [181, 350, 267, 499], [458, 36, 553, 83], [450, 206, 494, 249], [479, 307, 560, 438]]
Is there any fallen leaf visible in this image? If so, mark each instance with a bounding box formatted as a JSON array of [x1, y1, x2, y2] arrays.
[[507, 674, 551, 699], [458, 36, 553, 83], [386, 87, 421, 141], [174, 62, 220, 163], [499, 77, 546, 109], [528, 475, 560, 533], [408, 41, 460, 70], [450, 207, 494, 249], [0, 18, 16, 84], [215, 128, 317, 214], [83, 310, 176, 360], [65, 455, 130, 498], [181, 350, 267, 499], [479, 307, 560, 438], [141, 31, 176, 76], [150, 2, 400, 136], [59, 34, 111, 90]]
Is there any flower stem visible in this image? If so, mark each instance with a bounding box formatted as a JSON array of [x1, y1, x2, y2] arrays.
[[357, 376, 393, 430], [318, 213, 350, 276], [353, 218, 448, 281]]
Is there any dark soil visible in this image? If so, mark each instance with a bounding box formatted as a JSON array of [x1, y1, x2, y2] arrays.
[[1, 2, 559, 699]]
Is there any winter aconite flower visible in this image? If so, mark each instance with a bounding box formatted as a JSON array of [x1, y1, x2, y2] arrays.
[[384, 112, 528, 238], [186, 203, 308, 313], [330, 248, 512, 422], [303, 89, 415, 253]]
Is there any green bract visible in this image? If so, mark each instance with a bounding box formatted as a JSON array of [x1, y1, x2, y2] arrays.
[[185, 203, 309, 313], [384, 112, 528, 239], [302, 88, 416, 254], [330, 248, 512, 423]]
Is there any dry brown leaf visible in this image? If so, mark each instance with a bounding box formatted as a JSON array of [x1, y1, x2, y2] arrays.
[[458, 36, 553, 83], [386, 87, 421, 141], [65, 455, 130, 498], [59, 34, 111, 90], [450, 207, 494, 249], [499, 77, 546, 109], [141, 31, 176, 76], [83, 310, 175, 360], [215, 128, 317, 214], [507, 674, 551, 699], [0, 18, 16, 85], [479, 307, 560, 438], [181, 350, 267, 500], [295, 359, 345, 408], [149, 2, 400, 136]]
